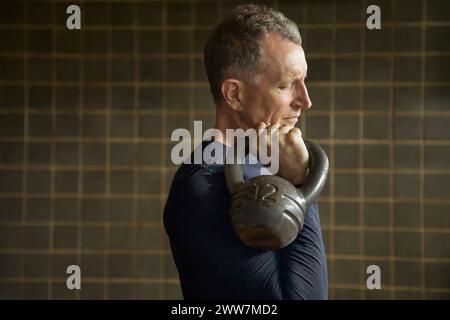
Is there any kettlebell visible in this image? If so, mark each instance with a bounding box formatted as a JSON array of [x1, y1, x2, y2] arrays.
[[225, 139, 329, 251]]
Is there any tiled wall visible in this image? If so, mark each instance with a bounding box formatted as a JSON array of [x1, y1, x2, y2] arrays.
[[0, 0, 449, 300]]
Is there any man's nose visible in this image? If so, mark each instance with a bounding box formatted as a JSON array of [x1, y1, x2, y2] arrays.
[[292, 81, 312, 110]]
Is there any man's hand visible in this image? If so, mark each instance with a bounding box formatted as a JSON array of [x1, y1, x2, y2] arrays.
[[253, 122, 309, 186]]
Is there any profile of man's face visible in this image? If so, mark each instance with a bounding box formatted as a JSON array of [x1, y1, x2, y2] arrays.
[[239, 33, 312, 129]]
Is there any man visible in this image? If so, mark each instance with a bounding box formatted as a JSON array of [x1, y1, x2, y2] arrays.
[[164, 4, 328, 300]]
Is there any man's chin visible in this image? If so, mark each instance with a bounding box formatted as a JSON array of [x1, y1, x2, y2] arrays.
[[283, 117, 299, 128]]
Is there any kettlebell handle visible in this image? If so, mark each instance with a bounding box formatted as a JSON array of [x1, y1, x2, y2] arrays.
[[225, 139, 329, 206]]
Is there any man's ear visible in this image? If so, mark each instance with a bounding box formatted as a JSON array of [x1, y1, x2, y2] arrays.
[[221, 78, 244, 111]]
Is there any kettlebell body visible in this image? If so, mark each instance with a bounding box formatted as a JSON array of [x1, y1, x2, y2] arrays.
[[225, 139, 329, 251]]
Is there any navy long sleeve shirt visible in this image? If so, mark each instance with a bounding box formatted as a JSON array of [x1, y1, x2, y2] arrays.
[[163, 141, 328, 300]]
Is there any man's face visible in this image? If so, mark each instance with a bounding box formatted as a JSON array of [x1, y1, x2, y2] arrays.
[[239, 33, 312, 129]]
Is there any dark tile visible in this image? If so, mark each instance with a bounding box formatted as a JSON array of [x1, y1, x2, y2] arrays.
[[111, 30, 135, 53], [425, 115, 450, 140], [306, 115, 329, 139], [192, 29, 212, 55], [82, 198, 107, 221], [84, 86, 107, 109], [363, 144, 389, 169], [28, 29, 52, 53], [194, 58, 208, 82], [83, 30, 107, 53], [137, 199, 161, 222], [335, 87, 360, 110], [0, 85, 24, 108], [111, 170, 133, 194], [56, 86, 79, 109], [83, 115, 107, 137], [84, 58, 107, 82], [365, 57, 391, 81], [334, 115, 359, 139], [25, 226, 49, 249], [426, 57, 450, 82], [364, 173, 389, 197], [111, 143, 134, 165], [424, 174, 450, 199], [138, 171, 161, 194], [0, 1, 25, 23], [310, 86, 331, 110], [306, 28, 332, 53], [83, 170, 105, 193], [394, 202, 421, 228], [394, 27, 422, 52], [111, 58, 134, 82], [394, 115, 421, 140], [139, 86, 163, 110], [81, 254, 105, 277], [137, 226, 161, 249], [56, 29, 80, 53], [426, 86, 450, 111], [0, 143, 23, 165], [82, 226, 105, 250], [136, 255, 161, 278], [111, 86, 134, 110], [394, 57, 421, 82], [28, 58, 51, 81], [109, 226, 132, 250], [165, 283, 183, 299], [395, 0, 423, 22], [394, 290, 423, 300], [108, 254, 132, 278], [333, 259, 362, 284], [0, 28, 24, 52], [335, 230, 360, 255], [364, 115, 389, 140], [109, 198, 133, 222], [335, 144, 359, 169], [364, 231, 390, 256], [364, 202, 390, 227], [139, 30, 163, 54], [335, 58, 360, 81], [0, 170, 22, 192], [25, 254, 49, 277], [336, 0, 363, 22], [307, 0, 332, 23], [394, 174, 420, 198], [369, 0, 393, 22], [425, 233, 450, 258], [23, 283, 48, 300], [0, 198, 22, 221], [55, 143, 78, 165], [166, 115, 191, 138], [57, 58, 80, 82], [0, 226, 23, 249], [194, 1, 218, 25], [54, 226, 77, 249], [111, 115, 134, 137], [425, 262, 450, 288], [335, 28, 361, 53], [0, 115, 23, 137], [167, 59, 191, 82], [137, 143, 161, 166], [335, 201, 360, 226], [426, 26, 450, 51], [139, 115, 162, 137], [0, 254, 21, 277], [334, 288, 361, 300], [110, 1, 134, 25], [0, 57, 23, 81], [363, 86, 389, 110], [54, 1, 77, 26], [427, 0, 450, 21], [83, 143, 105, 165], [394, 86, 421, 111], [394, 232, 421, 257], [29, 114, 52, 137], [165, 87, 189, 110], [167, 30, 192, 54], [140, 58, 163, 81], [365, 27, 392, 52], [424, 203, 450, 228], [307, 58, 331, 82], [394, 144, 420, 169], [193, 87, 214, 110], [29, 86, 52, 109], [425, 292, 450, 300], [137, 1, 163, 26], [26, 198, 50, 221], [84, 1, 108, 26], [108, 283, 133, 300], [55, 170, 78, 193], [335, 173, 359, 197], [168, 1, 192, 25], [54, 198, 78, 221], [27, 170, 50, 193], [55, 115, 79, 137]]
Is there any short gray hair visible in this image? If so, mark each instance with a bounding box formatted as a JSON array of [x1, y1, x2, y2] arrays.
[[203, 4, 302, 104]]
